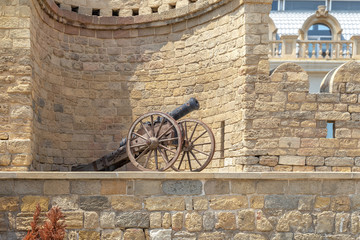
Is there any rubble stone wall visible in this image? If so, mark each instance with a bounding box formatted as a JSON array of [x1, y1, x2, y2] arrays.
[[19, 0, 270, 171], [223, 61, 360, 173], [0, 0, 33, 171], [1, 172, 360, 239]]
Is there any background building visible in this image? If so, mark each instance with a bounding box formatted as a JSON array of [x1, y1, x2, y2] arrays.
[[269, 0, 360, 92]]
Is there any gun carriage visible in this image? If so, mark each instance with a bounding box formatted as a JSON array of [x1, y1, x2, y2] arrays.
[[72, 98, 215, 172]]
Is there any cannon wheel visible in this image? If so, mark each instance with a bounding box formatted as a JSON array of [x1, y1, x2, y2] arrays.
[[126, 112, 183, 171], [172, 119, 215, 172]]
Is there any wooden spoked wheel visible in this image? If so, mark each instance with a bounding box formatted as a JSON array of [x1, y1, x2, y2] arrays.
[[126, 112, 183, 171], [172, 119, 215, 172]]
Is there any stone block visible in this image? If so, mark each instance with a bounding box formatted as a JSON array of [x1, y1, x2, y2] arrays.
[[134, 180, 162, 195], [21, 196, 48, 212], [335, 212, 350, 233], [110, 196, 142, 210], [162, 212, 171, 228], [279, 137, 300, 148], [231, 180, 256, 194], [276, 210, 312, 232], [204, 180, 229, 195], [203, 211, 215, 231], [294, 233, 322, 240], [172, 212, 183, 231], [259, 156, 278, 167], [256, 210, 273, 231], [64, 211, 84, 229], [101, 180, 126, 195], [0, 213, 7, 231], [162, 180, 202, 195], [325, 157, 354, 166], [150, 229, 172, 240], [84, 212, 99, 229], [79, 231, 100, 240], [288, 180, 322, 194], [323, 180, 355, 195], [8, 140, 31, 154], [44, 180, 69, 195], [265, 195, 298, 210], [0, 180, 15, 195], [315, 197, 331, 210], [71, 180, 100, 195], [251, 196, 264, 209], [257, 180, 287, 194], [298, 196, 315, 211], [123, 229, 145, 240], [0, 197, 18, 211], [16, 213, 36, 231], [216, 212, 236, 230], [331, 196, 351, 211], [238, 209, 255, 231], [0, 155, 10, 166], [80, 196, 110, 211], [185, 212, 202, 232], [234, 233, 266, 240], [306, 156, 324, 166], [210, 195, 247, 210], [100, 212, 115, 229], [101, 229, 123, 240], [116, 212, 149, 228], [51, 195, 78, 210], [279, 156, 305, 166], [150, 212, 161, 228], [193, 197, 208, 210], [173, 231, 196, 240], [316, 211, 335, 233], [145, 196, 185, 211]]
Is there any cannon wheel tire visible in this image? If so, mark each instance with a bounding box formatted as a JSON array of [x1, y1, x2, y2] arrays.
[[172, 119, 215, 172], [126, 111, 183, 171]]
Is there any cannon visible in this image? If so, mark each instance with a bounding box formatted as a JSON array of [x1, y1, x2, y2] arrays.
[[71, 98, 215, 172]]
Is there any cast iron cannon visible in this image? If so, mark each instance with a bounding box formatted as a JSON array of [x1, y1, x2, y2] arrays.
[[71, 98, 215, 172]]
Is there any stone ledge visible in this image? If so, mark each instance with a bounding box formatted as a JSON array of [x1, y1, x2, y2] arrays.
[[1, 171, 360, 180]]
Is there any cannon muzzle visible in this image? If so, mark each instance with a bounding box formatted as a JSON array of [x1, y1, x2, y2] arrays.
[[168, 97, 200, 121]]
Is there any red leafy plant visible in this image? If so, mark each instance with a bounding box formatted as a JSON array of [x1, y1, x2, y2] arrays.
[[23, 204, 66, 240]]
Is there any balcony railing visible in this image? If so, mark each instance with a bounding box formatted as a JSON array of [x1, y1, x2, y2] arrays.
[[269, 36, 360, 60]]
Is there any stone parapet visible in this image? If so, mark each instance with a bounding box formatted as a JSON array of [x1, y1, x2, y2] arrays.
[[1, 172, 360, 239]]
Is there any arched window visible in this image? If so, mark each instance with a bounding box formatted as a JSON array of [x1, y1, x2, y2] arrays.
[[307, 23, 332, 57]]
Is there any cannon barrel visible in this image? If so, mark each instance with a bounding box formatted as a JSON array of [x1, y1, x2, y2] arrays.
[[71, 98, 200, 171], [168, 97, 200, 121]]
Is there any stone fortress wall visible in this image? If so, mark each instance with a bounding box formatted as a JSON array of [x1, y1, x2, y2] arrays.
[[1, 0, 360, 172]]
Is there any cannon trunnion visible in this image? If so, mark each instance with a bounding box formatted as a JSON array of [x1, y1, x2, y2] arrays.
[[71, 98, 215, 172]]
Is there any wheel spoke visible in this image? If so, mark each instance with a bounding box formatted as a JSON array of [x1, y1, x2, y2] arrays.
[[158, 137, 178, 143], [189, 122, 198, 142], [130, 143, 148, 148], [158, 148, 169, 163], [133, 132, 148, 141], [135, 146, 150, 162], [193, 142, 212, 146], [155, 117, 165, 138], [187, 151, 192, 171], [184, 122, 188, 141], [191, 130, 207, 143], [192, 148, 210, 156], [158, 125, 174, 139], [140, 120, 151, 138], [177, 151, 186, 169], [190, 150, 202, 166], [154, 149, 159, 169], [144, 150, 153, 168], [150, 115, 155, 137], [159, 144, 176, 154]]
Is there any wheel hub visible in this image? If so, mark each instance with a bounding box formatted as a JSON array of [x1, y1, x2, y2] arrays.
[[147, 137, 159, 149], [183, 140, 193, 152]]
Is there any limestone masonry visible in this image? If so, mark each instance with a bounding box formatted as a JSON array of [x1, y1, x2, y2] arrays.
[[1, 0, 360, 172]]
